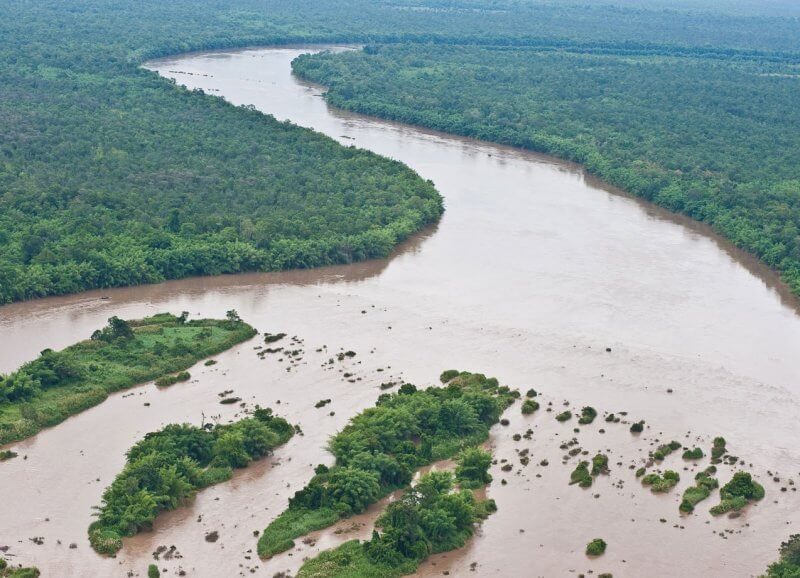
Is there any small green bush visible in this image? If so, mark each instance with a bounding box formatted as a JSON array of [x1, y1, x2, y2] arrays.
[[570, 461, 593, 488], [148, 564, 160, 578], [521, 399, 539, 415], [578, 406, 597, 425], [556, 411, 572, 422], [682, 447, 704, 460], [630, 421, 644, 433], [586, 538, 607, 556]]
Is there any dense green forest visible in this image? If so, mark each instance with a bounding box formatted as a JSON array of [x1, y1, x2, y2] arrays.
[[0, 312, 255, 444], [3, 0, 800, 302], [257, 371, 514, 558], [89, 407, 294, 554], [296, 469, 496, 578], [293, 44, 800, 295]]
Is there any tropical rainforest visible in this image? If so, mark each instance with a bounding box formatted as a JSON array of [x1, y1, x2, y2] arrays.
[[0, 312, 255, 444]]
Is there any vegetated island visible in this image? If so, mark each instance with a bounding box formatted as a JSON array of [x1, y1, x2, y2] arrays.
[[762, 534, 800, 578], [0, 312, 256, 445], [257, 371, 515, 559], [296, 454, 497, 578], [0, 558, 39, 578], [89, 406, 294, 554]]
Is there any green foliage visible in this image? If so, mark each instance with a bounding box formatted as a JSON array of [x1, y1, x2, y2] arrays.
[[570, 461, 593, 488], [641, 470, 680, 493], [710, 471, 765, 515], [521, 399, 539, 415], [711, 437, 728, 463], [297, 470, 495, 577], [0, 314, 256, 444], [652, 441, 682, 461], [0, 561, 41, 578], [89, 410, 293, 555], [682, 447, 704, 460], [578, 406, 597, 425], [455, 447, 492, 489], [439, 370, 459, 383], [762, 535, 800, 578], [147, 565, 160, 578], [679, 467, 718, 513], [154, 371, 190, 387], [294, 44, 800, 297], [556, 411, 572, 422], [630, 421, 645, 433], [591, 453, 609, 476], [586, 538, 607, 557], [258, 372, 514, 559], [0, 450, 18, 461]]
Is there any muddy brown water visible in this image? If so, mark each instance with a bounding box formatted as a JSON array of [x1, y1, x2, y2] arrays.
[[1, 46, 799, 577]]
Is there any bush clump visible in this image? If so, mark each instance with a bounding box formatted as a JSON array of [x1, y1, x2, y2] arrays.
[[439, 370, 460, 383], [679, 467, 718, 513], [154, 371, 190, 387], [711, 437, 727, 463], [89, 407, 293, 555], [630, 421, 644, 433], [521, 399, 539, 415], [642, 470, 679, 493], [556, 411, 572, 422], [682, 447, 704, 460], [455, 447, 493, 489], [586, 538, 607, 556], [710, 471, 765, 515], [577, 406, 597, 425], [570, 461, 593, 488]]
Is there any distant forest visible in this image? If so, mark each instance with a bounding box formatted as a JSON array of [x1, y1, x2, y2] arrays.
[[2, 0, 800, 300]]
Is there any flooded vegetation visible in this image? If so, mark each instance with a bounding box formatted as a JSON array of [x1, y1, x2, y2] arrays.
[[1, 47, 799, 577], [0, 313, 255, 445]]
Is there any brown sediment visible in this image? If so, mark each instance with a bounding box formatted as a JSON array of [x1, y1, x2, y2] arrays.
[[0, 47, 798, 577]]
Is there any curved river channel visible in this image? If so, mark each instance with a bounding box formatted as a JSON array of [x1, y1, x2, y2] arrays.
[[1, 47, 799, 577]]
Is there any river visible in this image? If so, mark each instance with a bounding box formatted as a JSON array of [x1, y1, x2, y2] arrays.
[[0, 46, 798, 577]]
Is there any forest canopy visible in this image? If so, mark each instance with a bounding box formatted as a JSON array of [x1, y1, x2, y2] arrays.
[[3, 0, 800, 302]]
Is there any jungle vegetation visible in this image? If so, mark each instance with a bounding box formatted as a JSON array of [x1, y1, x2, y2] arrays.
[[3, 0, 800, 302], [89, 406, 293, 554], [0, 312, 255, 444], [257, 371, 514, 558], [295, 469, 496, 578], [292, 43, 800, 296]]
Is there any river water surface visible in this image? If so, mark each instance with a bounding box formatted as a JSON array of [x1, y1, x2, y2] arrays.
[[1, 46, 799, 577]]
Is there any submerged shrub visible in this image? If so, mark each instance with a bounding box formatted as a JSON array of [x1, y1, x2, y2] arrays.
[[521, 399, 539, 415], [586, 538, 607, 556], [556, 411, 572, 422], [578, 406, 597, 425]]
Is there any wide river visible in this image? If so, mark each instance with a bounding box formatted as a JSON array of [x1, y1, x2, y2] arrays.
[[1, 46, 799, 577]]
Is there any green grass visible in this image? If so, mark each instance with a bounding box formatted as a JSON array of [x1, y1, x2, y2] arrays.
[[0, 313, 256, 445], [297, 539, 418, 578], [258, 507, 341, 558]]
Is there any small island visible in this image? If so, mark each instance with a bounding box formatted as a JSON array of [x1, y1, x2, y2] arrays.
[[0, 312, 256, 445]]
